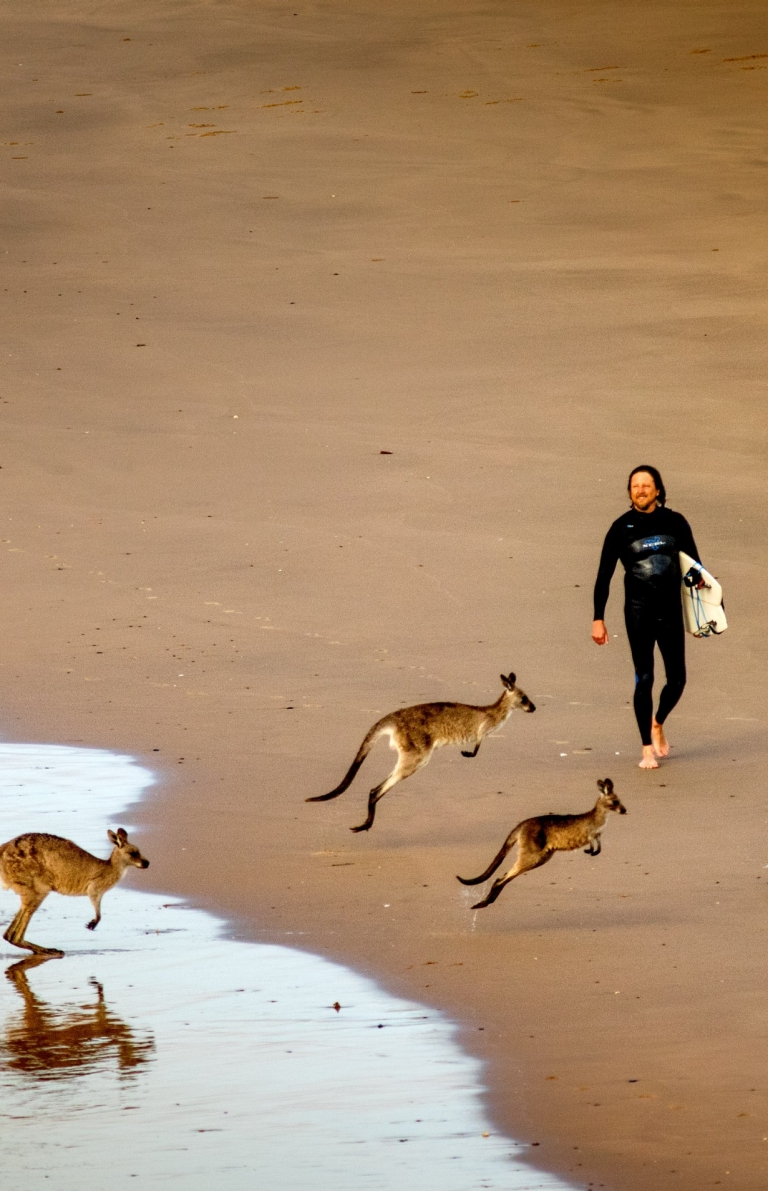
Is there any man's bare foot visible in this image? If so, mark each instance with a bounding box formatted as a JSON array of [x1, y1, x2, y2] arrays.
[[651, 719, 670, 758], [639, 745, 659, 769]]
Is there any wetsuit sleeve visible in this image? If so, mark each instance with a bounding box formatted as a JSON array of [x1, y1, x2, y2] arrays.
[[593, 523, 621, 620], [676, 515, 701, 564]]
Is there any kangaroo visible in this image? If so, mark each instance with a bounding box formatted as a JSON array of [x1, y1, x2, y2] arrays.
[[0, 828, 150, 956], [457, 778, 626, 908], [307, 672, 535, 833]]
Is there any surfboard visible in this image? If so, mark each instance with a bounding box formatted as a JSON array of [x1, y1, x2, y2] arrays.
[[679, 551, 727, 637]]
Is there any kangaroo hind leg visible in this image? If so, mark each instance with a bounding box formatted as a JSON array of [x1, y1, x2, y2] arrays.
[[472, 848, 553, 909], [350, 747, 431, 833], [4, 889, 61, 956]]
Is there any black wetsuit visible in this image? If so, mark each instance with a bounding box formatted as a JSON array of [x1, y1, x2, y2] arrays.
[[593, 506, 700, 746]]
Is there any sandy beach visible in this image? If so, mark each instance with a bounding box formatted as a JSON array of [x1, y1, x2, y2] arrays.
[[3, 1, 768, 1186]]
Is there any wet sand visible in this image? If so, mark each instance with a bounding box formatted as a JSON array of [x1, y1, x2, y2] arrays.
[[2, 2, 768, 1187], [0, 745, 568, 1191]]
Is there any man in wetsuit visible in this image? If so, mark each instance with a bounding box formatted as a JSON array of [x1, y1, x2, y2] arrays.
[[592, 466, 701, 770]]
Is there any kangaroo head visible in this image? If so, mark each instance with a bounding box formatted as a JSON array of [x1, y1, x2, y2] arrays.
[[596, 778, 626, 814], [500, 672, 536, 713], [107, 828, 150, 869]]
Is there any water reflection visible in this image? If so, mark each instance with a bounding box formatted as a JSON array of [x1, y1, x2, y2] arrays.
[[1, 956, 153, 1082]]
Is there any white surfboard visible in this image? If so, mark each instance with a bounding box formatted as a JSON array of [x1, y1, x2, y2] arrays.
[[679, 551, 727, 637]]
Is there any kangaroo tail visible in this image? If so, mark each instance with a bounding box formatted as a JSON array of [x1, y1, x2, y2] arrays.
[[456, 828, 519, 885], [306, 722, 387, 802]]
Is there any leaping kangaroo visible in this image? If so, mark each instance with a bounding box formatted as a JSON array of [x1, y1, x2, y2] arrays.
[[307, 672, 535, 833], [457, 778, 626, 908], [0, 829, 150, 956]]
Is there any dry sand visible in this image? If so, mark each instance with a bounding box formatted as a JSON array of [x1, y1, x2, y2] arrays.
[[2, 1, 768, 1186]]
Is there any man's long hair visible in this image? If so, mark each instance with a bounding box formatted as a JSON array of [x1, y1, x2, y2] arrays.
[[627, 465, 666, 506]]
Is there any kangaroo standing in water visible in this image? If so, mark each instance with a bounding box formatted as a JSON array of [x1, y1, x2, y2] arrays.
[[457, 778, 626, 908], [307, 672, 535, 833], [0, 829, 150, 956]]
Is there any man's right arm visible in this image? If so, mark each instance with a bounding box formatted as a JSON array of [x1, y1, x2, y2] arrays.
[[592, 524, 620, 644]]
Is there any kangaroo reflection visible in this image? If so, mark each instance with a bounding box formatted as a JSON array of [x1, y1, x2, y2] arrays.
[[1, 956, 154, 1081]]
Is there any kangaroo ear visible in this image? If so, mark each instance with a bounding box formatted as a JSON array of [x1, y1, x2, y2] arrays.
[[107, 830, 118, 844], [116, 827, 128, 844], [507, 672, 516, 685]]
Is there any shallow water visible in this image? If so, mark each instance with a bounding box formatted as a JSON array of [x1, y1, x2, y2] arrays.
[[0, 744, 576, 1190]]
